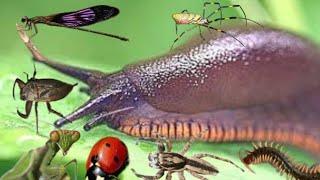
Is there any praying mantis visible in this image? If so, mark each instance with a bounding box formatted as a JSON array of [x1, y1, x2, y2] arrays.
[[0, 129, 80, 180]]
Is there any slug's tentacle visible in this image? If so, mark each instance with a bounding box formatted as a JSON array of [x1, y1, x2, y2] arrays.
[[54, 90, 121, 128], [83, 107, 134, 131], [17, 24, 105, 86]]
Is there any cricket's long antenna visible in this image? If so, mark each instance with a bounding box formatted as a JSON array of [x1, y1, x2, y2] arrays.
[[71, 27, 129, 41]]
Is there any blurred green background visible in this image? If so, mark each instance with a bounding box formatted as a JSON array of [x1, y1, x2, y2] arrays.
[[0, 0, 319, 179]]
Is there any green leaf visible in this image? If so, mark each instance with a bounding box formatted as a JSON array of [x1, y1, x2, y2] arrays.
[[0, 1, 318, 179]]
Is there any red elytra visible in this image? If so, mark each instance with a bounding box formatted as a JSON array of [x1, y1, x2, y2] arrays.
[[86, 137, 129, 175]]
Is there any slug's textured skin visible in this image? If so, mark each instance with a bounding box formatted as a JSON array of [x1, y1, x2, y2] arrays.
[[19, 27, 320, 155]]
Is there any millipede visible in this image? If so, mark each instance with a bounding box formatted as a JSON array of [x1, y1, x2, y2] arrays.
[[240, 142, 320, 180]]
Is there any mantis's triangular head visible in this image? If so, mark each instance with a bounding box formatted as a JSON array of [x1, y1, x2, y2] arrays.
[[50, 130, 80, 155]]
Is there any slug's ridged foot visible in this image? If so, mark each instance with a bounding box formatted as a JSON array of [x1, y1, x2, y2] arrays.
[[114, 97, 320, 156]]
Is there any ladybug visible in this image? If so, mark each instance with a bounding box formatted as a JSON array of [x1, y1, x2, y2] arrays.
[[86, 137, 129, 180]]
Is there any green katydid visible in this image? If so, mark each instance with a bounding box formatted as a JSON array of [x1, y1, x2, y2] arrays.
[[0, 130, 80, 180]]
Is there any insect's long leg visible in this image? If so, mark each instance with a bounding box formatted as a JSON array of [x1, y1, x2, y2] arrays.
[[166, 172, 173, 180], [35, 102, 39, 134], [71, 27, 129, 41], [213, 17, 263, 27], [17, 101, 33, 119], [23, 72, 29, 80], [178, 172, 186, 180], [181, 9, 189, 13], [180, 136, 194, 155], [203, 2, 222, 25], [198, 26, 205, 40], [17, 24, 106, 86], [201, 24, 245, 47], [13, 79, 25, 100], [206, 4, 247, 26], [131, 169, 165, 179], [32, 62, 37, 79], [46, 102, 64, 118], [187, 170, 207, 180], [170, 25, 198, 50], [175, 23, 178, 36], [180, 128, 209, 155], [64, 159, 77, 180], [156, 139, 166, 152], [30, 23, 39, 38], [83, 107, 134, 131], [156, 135, 173, 152], [192, 153, 245, 172]]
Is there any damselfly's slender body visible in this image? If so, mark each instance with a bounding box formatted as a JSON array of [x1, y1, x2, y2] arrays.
[[21, 5, 129, 41]]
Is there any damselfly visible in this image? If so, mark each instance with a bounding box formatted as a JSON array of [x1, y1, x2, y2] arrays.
[[21, 5, 129, 41]]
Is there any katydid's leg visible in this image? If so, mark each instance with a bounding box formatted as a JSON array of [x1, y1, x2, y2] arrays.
[[16, 24, 105, 85], [17, 101, 33, 119], [192, 153, 244, 172], [46, 102, 64, 118]]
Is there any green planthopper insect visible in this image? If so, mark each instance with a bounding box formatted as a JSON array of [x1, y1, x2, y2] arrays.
[[13, 64, 77, 134], [0, 129, 80, 180]]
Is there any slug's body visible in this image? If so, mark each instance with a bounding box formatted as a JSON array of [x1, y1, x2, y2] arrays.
[[240, 143, 320, 180], [17, 25, 320, 155]]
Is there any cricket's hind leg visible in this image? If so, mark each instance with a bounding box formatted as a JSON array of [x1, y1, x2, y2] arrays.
[[16, 24, 106, 86]]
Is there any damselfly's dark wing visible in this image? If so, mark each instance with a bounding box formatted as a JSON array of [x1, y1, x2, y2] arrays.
[[50, 5, 119, 27]]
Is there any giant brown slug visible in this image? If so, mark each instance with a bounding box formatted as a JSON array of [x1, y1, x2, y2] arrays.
[[17, 25, 320, 155]]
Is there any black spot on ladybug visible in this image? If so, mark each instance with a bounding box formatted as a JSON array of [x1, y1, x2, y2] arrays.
[[105, 143, 111, 147], [91, 155, 99, 163], [114, 156, 119, 163]]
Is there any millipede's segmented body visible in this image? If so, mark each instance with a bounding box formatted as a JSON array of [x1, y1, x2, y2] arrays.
[[241, 143, 320, 180], [18, 26, 320, 156]]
